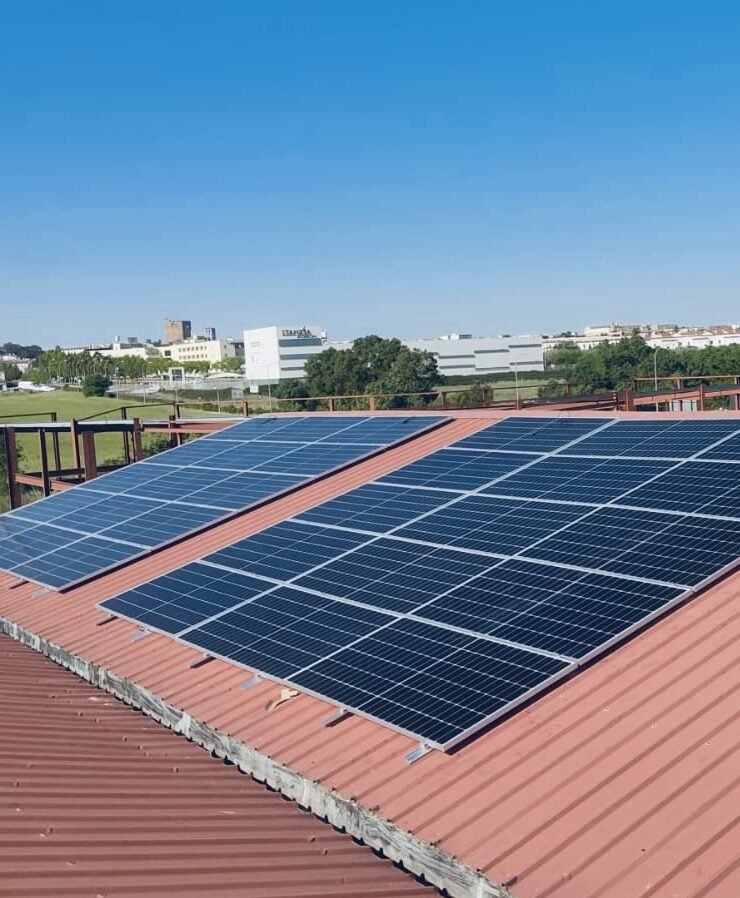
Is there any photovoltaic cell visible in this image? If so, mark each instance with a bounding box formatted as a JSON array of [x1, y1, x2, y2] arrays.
[[378, 448, 533, 492], [0, 413, 446, 589], [98, 415, 740, 751], [102, 562, 273, 634], [296, 483, 451, 532], [484, 456, 673, 504], [203, 521, 370, 581], [395, 495, 588, 555], [560, 419, 740, 459], [619, 461, 740, 518], [293, 538, 495, 614], [453, 416, 607, 454], [418, 560, 683, 658], [291, 619, 569, 747], [185, 587, 389, 679], [10, 537, 143, 590]]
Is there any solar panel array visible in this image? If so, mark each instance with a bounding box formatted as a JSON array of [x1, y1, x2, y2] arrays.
[[99, 415, 740, 750], [0, 415, 447, 590]]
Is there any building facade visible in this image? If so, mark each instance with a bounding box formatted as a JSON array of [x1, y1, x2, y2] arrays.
[[244, 325, 544, 382], [404, 333, 544, 377], [164, 319, 192, 343], [243, 325, 352, 381], [160, 338, 242, 366], [543, 323, 740, 352]]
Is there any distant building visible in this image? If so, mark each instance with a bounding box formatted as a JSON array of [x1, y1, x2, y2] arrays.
[[160, 337, 242, 366], [164, 319, 192, 343], [244, 325, 351, 381], [244, 325, 544, 382], [404, 333, 544, 378], [201, 327, 217, 340], [543, 322, 740, 352]]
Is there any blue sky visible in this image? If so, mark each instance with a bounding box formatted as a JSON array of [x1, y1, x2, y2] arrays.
[[2, 1, 740, 346]]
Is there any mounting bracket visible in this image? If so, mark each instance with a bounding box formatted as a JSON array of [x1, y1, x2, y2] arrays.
[[241, 674, 263, 689], [322, 707, 351, 727], [404, 742, 433, 765]]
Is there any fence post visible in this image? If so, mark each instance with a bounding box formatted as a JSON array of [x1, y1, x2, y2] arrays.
[[38, 429, 51, 496], [70, 418, 82, 475], [3, 427, 22, 509], [81, 431, 98, 481], [120, 406, 131, 464], [698, 383, 706, 412], [50, 412, 62, 473], [242, 400, 249, 417], [368, 395, 376, 412], [132, 418, 144, 461]]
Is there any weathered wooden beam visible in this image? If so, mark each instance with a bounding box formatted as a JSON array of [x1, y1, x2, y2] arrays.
[[3, 427, 22, 509], [132, 418, 144, 461], [81, 430, 98, 480]]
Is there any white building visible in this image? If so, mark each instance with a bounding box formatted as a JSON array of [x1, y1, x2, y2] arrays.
[[243, 326, 352, 381], [160, 337, 242, 366], [543, 323, 740, 353], [403, 333, 544, 377], [59, 337, 243, 367], [244, 325, 544, 382]]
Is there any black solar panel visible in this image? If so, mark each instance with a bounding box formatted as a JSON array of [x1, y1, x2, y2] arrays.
[[99, 415, 740, 751], [0, 414, 447, 590]]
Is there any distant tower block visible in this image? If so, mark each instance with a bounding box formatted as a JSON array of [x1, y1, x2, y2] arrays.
[[164, 319, 192, 343], [202, 326, 217, 340]]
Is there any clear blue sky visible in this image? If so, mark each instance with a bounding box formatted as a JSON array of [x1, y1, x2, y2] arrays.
[[2, 1, 740, 347]]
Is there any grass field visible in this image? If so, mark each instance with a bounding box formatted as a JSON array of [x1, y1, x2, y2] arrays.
[[0, 391, 222, 473]]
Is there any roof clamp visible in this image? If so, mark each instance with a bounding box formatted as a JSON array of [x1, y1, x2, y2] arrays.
[[95, 613, 118, 627], [8, 578, 28, 590], [131, 628, 151, 642], [322, 707, 351, 727], [31, 587, 50, 599], [188, 653, 214, 670], [241, 674, 263, 690], [404, 742, 433, 765]]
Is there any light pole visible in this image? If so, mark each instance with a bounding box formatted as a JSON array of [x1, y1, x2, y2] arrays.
[[653, 346, 661, 413]]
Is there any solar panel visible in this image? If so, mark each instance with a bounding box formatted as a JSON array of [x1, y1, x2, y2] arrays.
[[99, 415, 740, 751], [0, 414, 448, 590]]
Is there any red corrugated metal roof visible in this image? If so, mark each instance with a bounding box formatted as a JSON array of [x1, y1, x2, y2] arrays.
[[0, 633, 435, 898], [2, 409, 740, 898]]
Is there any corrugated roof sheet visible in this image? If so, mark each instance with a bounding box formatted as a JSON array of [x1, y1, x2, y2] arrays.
[[0, 634, 435, 898], [2, 410, 740, 898]]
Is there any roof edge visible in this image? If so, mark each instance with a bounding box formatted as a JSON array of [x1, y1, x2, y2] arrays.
[[0, 612, 511, 898]]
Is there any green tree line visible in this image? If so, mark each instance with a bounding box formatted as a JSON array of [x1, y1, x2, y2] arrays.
[[28, 349, 240, 382], [543, 335, 740, 396]]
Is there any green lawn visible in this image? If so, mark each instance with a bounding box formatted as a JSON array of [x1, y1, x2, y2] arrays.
[[0, 391, 223, 473]]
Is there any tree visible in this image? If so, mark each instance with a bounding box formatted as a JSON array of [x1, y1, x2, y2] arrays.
[[82, 373, 111, 397], [215, 356, 244, 373], [0, 363, 21, 383], [274, 378, 315, 410], [302, 336, 442, 407]]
